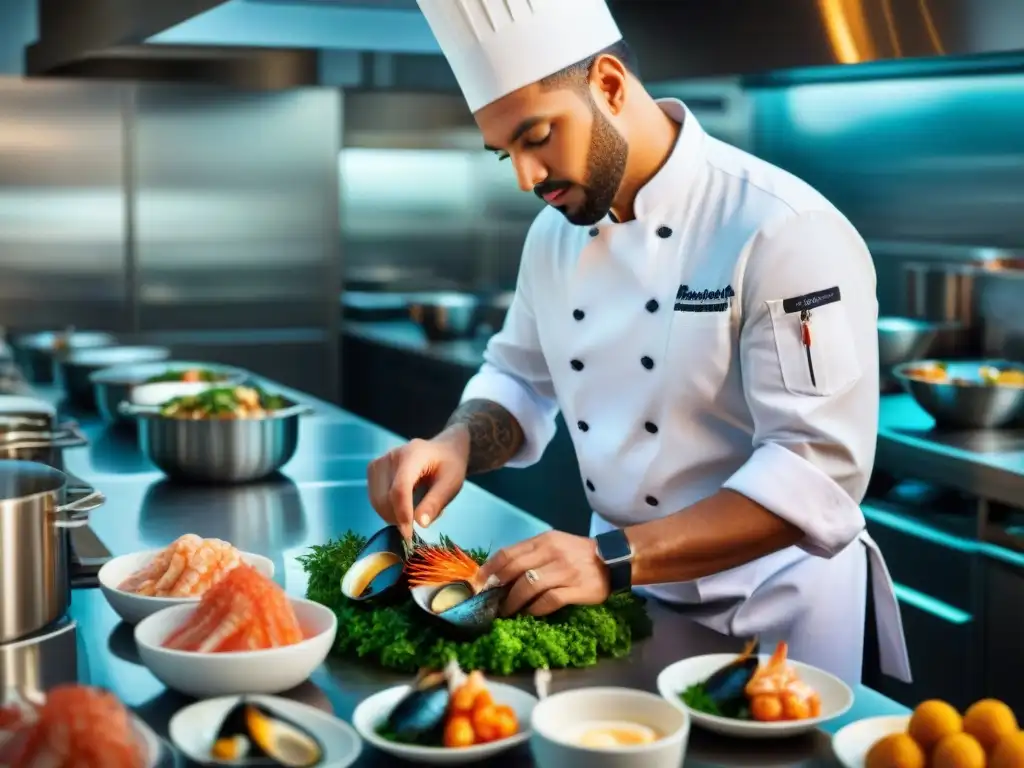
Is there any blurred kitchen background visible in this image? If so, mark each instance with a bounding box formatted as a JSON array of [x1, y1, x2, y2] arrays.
[[1, 0, 1023, 714]]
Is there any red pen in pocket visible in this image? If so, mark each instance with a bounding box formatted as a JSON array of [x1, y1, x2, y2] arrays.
[[800, 309, 816, 388]]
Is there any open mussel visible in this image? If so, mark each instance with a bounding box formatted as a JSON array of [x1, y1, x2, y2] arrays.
[[703, 638, 761, 711], [384, 666, 456, 742], [340, 525, 409, 603], [210, 698, 324, 767]]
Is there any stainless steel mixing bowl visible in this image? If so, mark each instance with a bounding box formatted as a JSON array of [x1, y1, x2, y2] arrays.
[[407, 292, 481, 341], [893, 359, 1024, 429], [130, 398, 312, 484]]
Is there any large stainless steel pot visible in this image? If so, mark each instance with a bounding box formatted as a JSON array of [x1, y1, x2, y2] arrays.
[[55, 345, 170, 412], [122, 399, 311, 484], [0, 461, 105, 643], [91, 360, 249, 427], [0, 396, 88, 469], [10, 330, 117, 384]]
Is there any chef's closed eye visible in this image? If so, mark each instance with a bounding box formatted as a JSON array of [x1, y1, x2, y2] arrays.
[[766, 287, 862, 397]]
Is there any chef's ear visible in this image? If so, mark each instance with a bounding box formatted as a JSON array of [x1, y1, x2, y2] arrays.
[[590, 53, 628, 115]]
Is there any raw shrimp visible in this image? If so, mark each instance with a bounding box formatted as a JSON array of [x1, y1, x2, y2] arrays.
[[162, 564, 303, 653], [117, 534, 244, 598], [744, 641, 821, 722], [0, 685, 146, 768]]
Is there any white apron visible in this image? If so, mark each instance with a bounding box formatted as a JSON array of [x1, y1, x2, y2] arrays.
[[461, 98, 913, 686]]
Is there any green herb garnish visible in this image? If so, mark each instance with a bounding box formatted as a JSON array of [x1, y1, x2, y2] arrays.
[[144, 368, 228, 384], [680, 683, 751, 720], [299, 532, 653, 675], [158, 385, 285, 418]]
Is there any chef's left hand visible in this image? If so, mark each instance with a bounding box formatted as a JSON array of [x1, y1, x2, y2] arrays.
[[477, 531, 611, 617]]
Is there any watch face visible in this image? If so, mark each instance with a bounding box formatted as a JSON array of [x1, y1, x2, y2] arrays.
[[597, 530, 632, 562]]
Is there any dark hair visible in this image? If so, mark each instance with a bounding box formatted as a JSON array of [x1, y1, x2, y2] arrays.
[[539, 39, 639, 93]]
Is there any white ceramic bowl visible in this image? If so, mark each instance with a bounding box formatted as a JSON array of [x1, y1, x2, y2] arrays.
[[530, 687, 689, 768], [352, 682, 536, 765], [832, 715, 911, 768], [134, 597, 337, 698], [169, 695, 362, 768], [99, 549, 275, 625], [657, 653, 855, 739], [128, 381, 223, 408]]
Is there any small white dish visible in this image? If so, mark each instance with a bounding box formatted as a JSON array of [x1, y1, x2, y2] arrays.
[[99, 549, 275, 625], [352, 682, 536, 766], [134, 597, 337, 698], [169, 694, 362, 768], [832, 715, 911, 768], [530, 687, 689, 768], [129, 381, 222, 408], [656, 653, 854, 739]]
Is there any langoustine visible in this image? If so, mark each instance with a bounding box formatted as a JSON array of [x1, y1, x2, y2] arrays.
[[0, 685, 147, 768], [744, 641, 821, 722], [117, 533, 243, 598], [162, 563, 304, 653]]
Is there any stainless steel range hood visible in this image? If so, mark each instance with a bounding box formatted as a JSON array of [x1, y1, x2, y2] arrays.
[[27, 0, 1024, 84]]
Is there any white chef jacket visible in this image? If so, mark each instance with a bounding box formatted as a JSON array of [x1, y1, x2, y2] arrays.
[[461, 98, 911, 686]]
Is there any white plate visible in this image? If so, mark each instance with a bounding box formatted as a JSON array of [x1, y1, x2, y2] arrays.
[[352, 683, 536, 765], [656, 653, 854, 739], [169, 695, 361, 768], [134, 597, 337, 698], [99, 549, 275, 625], [832, 715, 911, 768]]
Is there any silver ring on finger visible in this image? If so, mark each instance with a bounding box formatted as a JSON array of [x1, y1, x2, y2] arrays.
[[525, 568, 540, 585]]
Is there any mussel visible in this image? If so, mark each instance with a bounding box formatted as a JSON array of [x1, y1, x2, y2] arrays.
[[340, 525, 409, 603], [384, 668, 454, 742], [411, 580, 509, 636], [209, 699, 324, 767], [703, 638, 761, 711]]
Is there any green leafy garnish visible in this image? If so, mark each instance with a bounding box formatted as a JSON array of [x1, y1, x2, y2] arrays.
[[144, 368, 229, 384], [680, 683, 751, 720], [158, 385, 286, 418], [299, 532, 653, 675]]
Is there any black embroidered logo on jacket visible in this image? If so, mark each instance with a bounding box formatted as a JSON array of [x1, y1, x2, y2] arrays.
[[674, 284, 735, 313]]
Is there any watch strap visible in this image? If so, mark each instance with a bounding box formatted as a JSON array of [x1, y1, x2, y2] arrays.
[[595, 529, 633, 594]]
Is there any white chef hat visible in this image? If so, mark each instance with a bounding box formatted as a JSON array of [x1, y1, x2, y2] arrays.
[[417, 0, 623, 113]]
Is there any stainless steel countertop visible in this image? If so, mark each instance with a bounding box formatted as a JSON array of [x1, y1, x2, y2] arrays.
[[32, 382, 907, 766], [344, 320, 1024, 510]]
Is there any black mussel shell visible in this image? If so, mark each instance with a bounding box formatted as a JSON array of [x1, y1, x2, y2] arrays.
[[384, 669, 451, 741], [210, 699, 324, 767], [340, 525, 408, 603], [704, 638, 761, 709], [411, 582, 511, 637]]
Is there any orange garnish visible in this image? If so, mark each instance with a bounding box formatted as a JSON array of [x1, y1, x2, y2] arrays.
[[405, 543, 479, 587]]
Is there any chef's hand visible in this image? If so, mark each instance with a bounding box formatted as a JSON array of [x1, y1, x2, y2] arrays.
[[366, 428, 470, 540], [478, 531, 611, 617]]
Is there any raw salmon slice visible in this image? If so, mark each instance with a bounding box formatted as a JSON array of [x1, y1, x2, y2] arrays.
[[162, 564, 303, 653]]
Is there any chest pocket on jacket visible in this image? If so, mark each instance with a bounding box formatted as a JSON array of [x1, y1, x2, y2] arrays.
[[664, 309, 735, 398], [767, 295, 862, 397]]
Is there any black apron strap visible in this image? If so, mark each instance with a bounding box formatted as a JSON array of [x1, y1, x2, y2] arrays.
[[862, 545, 881, 686]]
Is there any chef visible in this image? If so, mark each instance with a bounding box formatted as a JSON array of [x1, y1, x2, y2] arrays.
[[366, 0, 912, 686]]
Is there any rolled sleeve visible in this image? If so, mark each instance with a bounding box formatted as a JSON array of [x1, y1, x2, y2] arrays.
[[459, 219, 559, 468], [722, 209, 879, 557]]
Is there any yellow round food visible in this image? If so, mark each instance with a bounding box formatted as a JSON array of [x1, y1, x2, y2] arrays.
[[964, 699, 1019, 753], [909, 700, 963, 752], [932, 732, 987, 768], [865, 732, 926, 768], [991, 731, 1024, 768]]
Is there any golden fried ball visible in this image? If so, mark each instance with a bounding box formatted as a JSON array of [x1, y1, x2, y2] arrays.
[[991, 731, 1024, 768], [963, 699, 1019, 753], [865, 732, 926, 768], [932, 732, 987, 768], [908, 700, 963, 752]]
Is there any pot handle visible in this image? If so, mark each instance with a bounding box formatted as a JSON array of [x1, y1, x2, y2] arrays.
[[54, 489, 106, 529], [0, 422, 89, 451]]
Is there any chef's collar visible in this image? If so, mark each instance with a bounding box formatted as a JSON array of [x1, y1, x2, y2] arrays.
[[607, 98, 706, 225]]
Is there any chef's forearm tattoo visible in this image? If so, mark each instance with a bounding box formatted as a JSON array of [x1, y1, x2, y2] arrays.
[[445, 399, 525, 475]]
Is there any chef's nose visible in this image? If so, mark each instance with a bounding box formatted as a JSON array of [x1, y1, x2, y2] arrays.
[[512, 155, 546, 193]]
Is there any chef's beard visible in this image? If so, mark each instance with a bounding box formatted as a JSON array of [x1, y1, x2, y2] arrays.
[[536, 105, 628, 226]]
